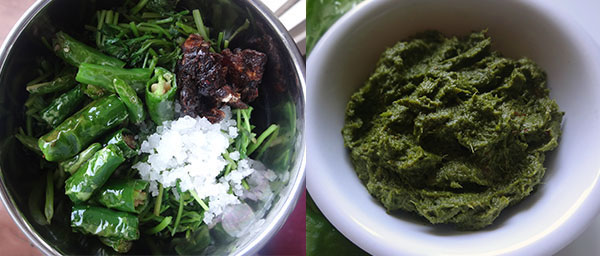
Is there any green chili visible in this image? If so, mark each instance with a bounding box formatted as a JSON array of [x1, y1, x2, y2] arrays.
[[145, 67, 177, 125], [53, 31, 125, 68], [76, 63, 152, 93], [59, 142, 102, 175], [38, 95, 128, 162], [104, 128, 138, 158], [113, 78, 145, 124], [40, 84, 86, 127], [70, 205, 139, 240], [26, 74, 77, 95], [65, 144, 125, 203], [94, 179, 149, 214]]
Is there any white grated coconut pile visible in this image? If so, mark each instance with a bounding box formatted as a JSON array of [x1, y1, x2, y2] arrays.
[[132, 106, 270, 225]]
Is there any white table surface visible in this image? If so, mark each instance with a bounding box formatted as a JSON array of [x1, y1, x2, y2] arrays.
[[543, 0, 600, 255]]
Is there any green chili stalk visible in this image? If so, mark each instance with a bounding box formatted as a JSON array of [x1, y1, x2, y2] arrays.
[[26, 74, 76, 95], [129, 21, 140, 37], [15, 131, 42, 155], [192, 10, 210, 43]]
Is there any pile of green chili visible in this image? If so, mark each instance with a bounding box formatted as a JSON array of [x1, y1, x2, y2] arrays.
[[15, 0, 281, 254]]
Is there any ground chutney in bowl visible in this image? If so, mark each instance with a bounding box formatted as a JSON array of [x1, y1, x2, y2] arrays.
[[342, 30, 563, 230]]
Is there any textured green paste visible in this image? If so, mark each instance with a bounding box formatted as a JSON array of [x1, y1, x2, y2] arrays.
[[342, 30, 564, 230]]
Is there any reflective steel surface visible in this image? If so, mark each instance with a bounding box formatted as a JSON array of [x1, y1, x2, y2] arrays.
[[0, 0, 305, 255]]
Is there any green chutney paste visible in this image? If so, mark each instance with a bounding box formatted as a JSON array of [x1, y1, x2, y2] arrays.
[[342, 30, 564, 230]]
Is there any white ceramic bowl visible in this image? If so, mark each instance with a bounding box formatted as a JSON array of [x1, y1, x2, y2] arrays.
[[307, 0, 600, 255]]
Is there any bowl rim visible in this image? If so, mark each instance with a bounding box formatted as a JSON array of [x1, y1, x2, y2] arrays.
[[0, 0, 306, 255], [307, 0, 600, 255]]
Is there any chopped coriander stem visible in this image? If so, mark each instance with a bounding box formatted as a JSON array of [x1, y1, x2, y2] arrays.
[[141, 12, 162, 19], [105, 10, 113, 25], [26, 71, 52, 86], [224, 164, 233, 176], [97, 10, 106, 30], [146, 39, 172, 48], [26, 116, 33, 136], [153, 183, 163, 216], [149, 56, 158, 71], [255, 127, 279, 159], [96, 10, 106, 46], [192, 10, 210, 42], [153, 17, 174, 24], [226, 19, 250, 48], [242, 179, 250, 190], [175, 21, 196, 35], [148, 48, 158, 57], [216, 32, 224, 52], [171, 192, 184, 236], [129, 21, 140, 37], [242, 109, 251, 131], [113, 12, 119, 25], [222, 151, 236, 166], [136, 26, 162, 36], [44, 170, 54, 224], [144, 216, 172, 234], [224, 39, 230, 50], [286, 101, 297, 135], [139, 23, 172, 39], [189, 190, 209, 211], [131, 0, 149, 15], [248, 124, 279, 155], [177, 10, 190, 16], [15, 132, 42, 155], [41, 37, 52, 51], [105, 23, 128, 33], [142, 51, 150, 68], [236, 110, 242, 130]]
